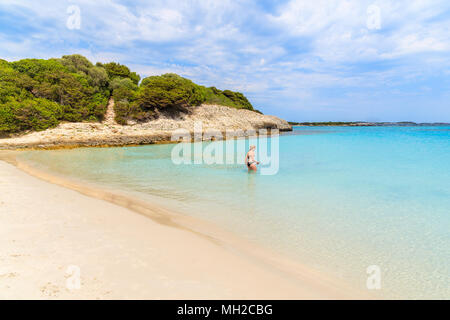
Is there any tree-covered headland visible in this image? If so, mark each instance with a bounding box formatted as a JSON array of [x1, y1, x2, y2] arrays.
[[0, 55, 255, 135]]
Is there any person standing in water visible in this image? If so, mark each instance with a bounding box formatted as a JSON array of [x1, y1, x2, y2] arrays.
[[245, 145, 260, 172]]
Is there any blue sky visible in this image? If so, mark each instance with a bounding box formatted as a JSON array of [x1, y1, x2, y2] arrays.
[[1, 0, 450, 122]]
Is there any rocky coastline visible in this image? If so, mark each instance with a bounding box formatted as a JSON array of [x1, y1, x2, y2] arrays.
[[0, 104, 292, 150]]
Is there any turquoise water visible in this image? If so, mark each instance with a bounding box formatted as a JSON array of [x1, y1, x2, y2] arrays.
[[19, 126, 450, 299]]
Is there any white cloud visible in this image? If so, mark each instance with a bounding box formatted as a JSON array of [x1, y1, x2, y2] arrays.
[[1, 0, 450, 120], [270, 0, 450, 63]]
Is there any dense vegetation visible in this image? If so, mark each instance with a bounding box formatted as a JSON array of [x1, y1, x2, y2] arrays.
[[0, 55, 255, 135], [113, 73, 255, 125], [0, 55, 114, 135]]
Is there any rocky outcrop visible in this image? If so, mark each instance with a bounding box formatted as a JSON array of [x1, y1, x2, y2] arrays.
[[0, 104, 292, 149]]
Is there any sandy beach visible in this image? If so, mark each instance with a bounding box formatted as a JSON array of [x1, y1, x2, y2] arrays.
[[0, 153, 369, 300]]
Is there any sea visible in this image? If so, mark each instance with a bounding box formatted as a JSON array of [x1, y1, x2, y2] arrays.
[[18, 125, 450, 299]]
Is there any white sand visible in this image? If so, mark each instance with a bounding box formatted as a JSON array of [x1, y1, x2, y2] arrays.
[[0, 158, 369, 299]]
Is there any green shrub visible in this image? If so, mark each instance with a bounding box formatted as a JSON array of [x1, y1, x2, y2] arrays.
[[60, 54, 94, 74], [0, 55, 257, 133], [11, 58, 66, 79], [202, 87, 254, 110], [9, 57, 110, 123], [114, 100, 141, 125], [87, 66, 109, 88], [0, 98, 62, 134], [111, 77, 139, 124], [102, 62, 140, 85], [0, 62, 34, 103], [0, 103, 16, 134], [138, 73, 205, 109], [222, 90, 253, 110], [110, 77, 138, 91]]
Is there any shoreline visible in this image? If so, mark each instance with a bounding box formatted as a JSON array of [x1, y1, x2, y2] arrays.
[[0, 151, 373, 299], [290, 122, 450, 127], [0, 129, 291, 151], [0, 104, 292, 150]]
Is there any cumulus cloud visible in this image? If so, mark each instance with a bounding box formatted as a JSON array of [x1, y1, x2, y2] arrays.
[[0, 0, 449, 121]]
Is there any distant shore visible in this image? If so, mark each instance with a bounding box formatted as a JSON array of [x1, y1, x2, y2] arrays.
[[0, 151, 370, 299], [289, 121, 450, 126]]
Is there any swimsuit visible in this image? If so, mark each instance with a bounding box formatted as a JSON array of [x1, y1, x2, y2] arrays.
[[247, 161, 256, 167], [247, 155, 256, 167]]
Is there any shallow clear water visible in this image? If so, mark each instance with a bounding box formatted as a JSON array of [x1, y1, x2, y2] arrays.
[[19, 126, 450, 299]]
